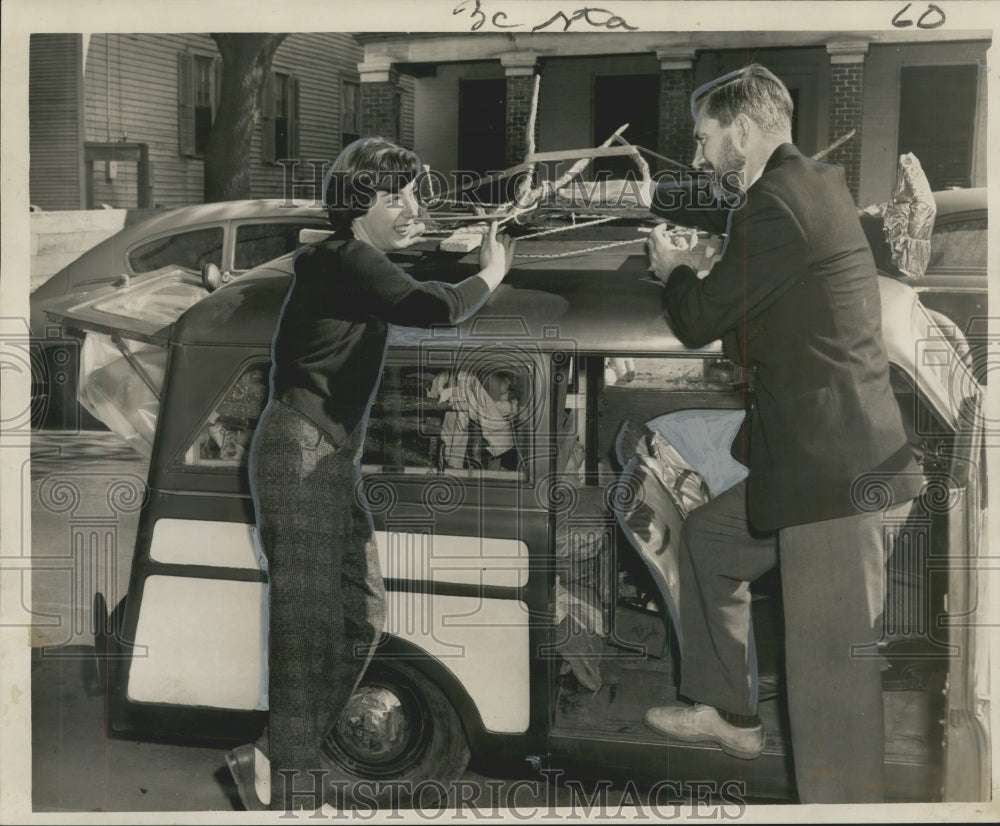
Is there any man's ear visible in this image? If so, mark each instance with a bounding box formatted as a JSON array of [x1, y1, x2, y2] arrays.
[[732, 113, 753, 151]]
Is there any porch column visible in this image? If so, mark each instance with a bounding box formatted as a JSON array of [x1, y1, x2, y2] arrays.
[[358, 56, 401, 142], [656, 49, 697, 173], [501, 52, 539, 168], [826, 42, 869, 203]]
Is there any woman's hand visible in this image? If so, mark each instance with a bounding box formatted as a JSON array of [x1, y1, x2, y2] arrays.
[[477, 222, 516, 289]]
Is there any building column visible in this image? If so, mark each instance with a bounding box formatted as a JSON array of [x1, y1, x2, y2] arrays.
[[656, 49, 697, 174], [826, 42, 868, 203], [358, 56, 401, 142], [501, 52, 539, 168]]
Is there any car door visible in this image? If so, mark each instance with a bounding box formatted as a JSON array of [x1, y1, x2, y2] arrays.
[[878, 276, 990, 799]]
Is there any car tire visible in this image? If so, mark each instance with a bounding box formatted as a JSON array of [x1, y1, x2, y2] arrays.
[[319, 659, 470, 809]]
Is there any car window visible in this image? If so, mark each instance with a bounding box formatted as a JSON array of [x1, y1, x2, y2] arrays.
[[183, 362, 269, 468], [180, 358, 534, 481], [128, 227, 224, 274], [364, 361, 532, 481], [233, 223, 314, 271], [928, 217, 987, 272]]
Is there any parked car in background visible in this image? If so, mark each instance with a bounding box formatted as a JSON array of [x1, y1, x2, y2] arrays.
[[913, 188, 988, 332], [30, 199, 328, 428], [913, 188, 988, 381], [863, 188, 988, 380]]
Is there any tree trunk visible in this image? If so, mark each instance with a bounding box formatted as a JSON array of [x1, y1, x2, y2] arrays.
[[204, 33, 287, 202]]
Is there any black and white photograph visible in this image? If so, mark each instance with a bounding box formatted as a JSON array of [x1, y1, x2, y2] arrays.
[[1, 0, 997, 821]]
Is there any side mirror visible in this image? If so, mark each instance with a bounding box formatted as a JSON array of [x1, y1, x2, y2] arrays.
[[201, 262, 224, 292]]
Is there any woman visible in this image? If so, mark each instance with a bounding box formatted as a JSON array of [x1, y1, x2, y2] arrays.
[[225, 137, 514, 811]]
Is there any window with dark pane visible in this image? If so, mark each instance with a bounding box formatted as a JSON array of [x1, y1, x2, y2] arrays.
[[898, 65, 979, 191], [274, 73, 290, 159], [194, 55, 215, 156], [128, 227, 224, 273], [233, 223, 312, 271], [928, 217, 988, 273], [592, 75, 659, 178], [342, 79, 360, 148]]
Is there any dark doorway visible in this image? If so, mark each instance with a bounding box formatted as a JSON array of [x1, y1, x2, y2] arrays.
[[458, 78, 507, 204], [458, 78, 507, 175], [898, 65, 979, 190], [593, 74, 660, 178]]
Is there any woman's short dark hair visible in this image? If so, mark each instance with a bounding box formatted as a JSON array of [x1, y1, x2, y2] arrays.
[[322, 137, 423, 231], [691, 64, 794, 137]]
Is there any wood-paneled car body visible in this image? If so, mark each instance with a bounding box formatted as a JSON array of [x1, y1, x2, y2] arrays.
[[40, 237, 989, 804]]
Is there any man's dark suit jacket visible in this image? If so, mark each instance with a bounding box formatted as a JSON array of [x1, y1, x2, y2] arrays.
[[652, 143, 922, 532]]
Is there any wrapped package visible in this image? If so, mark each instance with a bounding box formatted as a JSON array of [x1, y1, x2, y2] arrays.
[[882, 153, 937, 278], [78, 332, 166, 457]]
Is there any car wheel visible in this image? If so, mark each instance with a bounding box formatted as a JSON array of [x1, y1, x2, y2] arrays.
[[320, 660, 470, 808]]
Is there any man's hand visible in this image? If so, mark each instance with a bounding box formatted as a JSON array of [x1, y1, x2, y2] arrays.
[[645, 224, 704, 283]]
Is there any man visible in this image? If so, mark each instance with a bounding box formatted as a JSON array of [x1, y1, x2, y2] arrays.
[[639, 65, 923, 803]]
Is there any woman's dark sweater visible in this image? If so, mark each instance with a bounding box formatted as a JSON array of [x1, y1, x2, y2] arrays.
[[271, 238, 491, 449]]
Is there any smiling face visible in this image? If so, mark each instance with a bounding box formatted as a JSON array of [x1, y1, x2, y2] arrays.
[[351, 180, 425, 251], [692, 113, 747, 195]]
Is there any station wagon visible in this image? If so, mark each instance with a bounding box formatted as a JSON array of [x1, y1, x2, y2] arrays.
[[41, 235, 989, 804]]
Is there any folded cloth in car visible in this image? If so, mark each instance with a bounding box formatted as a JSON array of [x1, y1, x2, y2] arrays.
[[644, 409, 748, 497]]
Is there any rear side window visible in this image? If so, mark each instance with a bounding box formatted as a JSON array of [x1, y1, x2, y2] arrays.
[[183, 362, 269, 468], [128, 227, 224, 274], [364, 360, 533, 482], [180, 356, 535, 481], [233, 222, 314, 271], [928, 217, 987, 272]]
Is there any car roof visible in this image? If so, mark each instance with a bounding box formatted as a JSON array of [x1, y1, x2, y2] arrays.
[[933, 187, 986, 220], [169, 241, 974, 429], [170, 242, 716, 356], [118, 199, 326, 239]]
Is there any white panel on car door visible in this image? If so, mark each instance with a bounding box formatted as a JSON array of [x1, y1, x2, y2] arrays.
[[127, 575, 267, 710]]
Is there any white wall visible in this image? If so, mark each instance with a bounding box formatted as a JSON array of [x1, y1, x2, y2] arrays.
[[30, 208, 128, 291]]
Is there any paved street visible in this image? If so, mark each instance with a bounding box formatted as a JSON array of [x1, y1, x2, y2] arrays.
[[28, 430, 232, 813]]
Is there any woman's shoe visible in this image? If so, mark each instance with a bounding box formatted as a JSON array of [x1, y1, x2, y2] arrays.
[[225, 744, 268, 811]]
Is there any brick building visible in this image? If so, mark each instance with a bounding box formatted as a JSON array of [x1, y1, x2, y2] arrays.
[[354, 30, 989, 206], [29, 30, 988, 212]]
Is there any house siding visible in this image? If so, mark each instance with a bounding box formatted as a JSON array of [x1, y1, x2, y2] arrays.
[[84, 34, 213, 208], [69, 33, 365, 210], [251, 32, 364, 201]]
